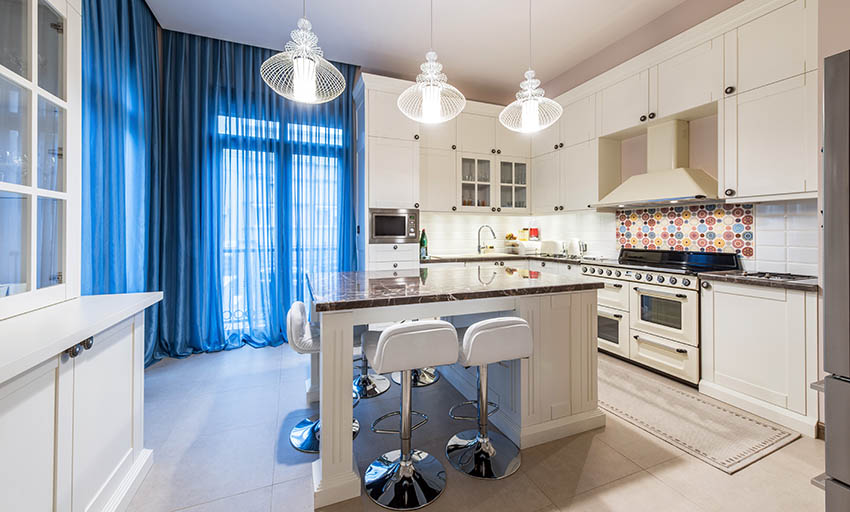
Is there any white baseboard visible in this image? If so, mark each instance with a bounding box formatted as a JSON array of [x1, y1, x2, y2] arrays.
[[699, 380, 818, 437], [312, 459, 361, 509], [108, 449, 153, 512]]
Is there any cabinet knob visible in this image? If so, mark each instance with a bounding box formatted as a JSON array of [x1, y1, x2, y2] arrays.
[[496, 149, 501, 154], [393, 263, 398, 268], [701, 281, 712, 289], [82, 337, 93, 350], [554, 144, 558, 150], [724, 188, 735, 197], [500, 261, 505, 266], [640, 115, 647, 122], [725, 86, 735, 95], [393, 244, 398, 249], [414, 134, 419, 140], [451, 144, 456, 150], [491, 207, 496, 212], [414, 202, 419, 208], [451, 206, 457, 211], [496, 207, 501, 212], [65, 344, 83, 358], [559, 205, 565, 211], [559, 142, 564, 148], [586, 204, 591, 209], [491, 148, 496, 154], [553, 206, 558, 211], [648, 112, 656, 119], [541, 261, 546, 267]]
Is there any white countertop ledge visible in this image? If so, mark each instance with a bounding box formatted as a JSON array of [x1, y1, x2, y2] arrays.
[[0, 292, 163, 385]]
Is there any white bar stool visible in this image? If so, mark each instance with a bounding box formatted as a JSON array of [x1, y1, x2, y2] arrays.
[[446, 317, 532, 479], [361, 320, 459, 510], [353, 325, 392, 399], [286, 301, 360, 453]]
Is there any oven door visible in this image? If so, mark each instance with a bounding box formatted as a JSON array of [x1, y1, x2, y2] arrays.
[[597, 277, 629, 310], [597, 305, 629, 358], [629, 284, 699, 346]]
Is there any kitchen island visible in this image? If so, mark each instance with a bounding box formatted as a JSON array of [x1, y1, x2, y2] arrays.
[[307, 266, 605, 507]]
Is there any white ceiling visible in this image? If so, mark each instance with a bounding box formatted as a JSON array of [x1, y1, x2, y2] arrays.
[[145, 0, 689, 104]]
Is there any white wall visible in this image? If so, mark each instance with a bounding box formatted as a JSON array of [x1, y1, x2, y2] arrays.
[[746, 199, 819, 275]]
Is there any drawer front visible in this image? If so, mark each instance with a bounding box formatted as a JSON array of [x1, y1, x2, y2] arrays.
[[369, 261, 419, 271], [597, 277, 629, 310], [368, 243, 419, 262], [597, 305, 629, 358], [629, 330, 699, 384]]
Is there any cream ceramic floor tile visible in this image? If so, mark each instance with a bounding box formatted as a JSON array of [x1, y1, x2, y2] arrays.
[[271, 476, 315, 512], [558, 471, 705, 511], [593, 413, 686, 469], [174, 486, 272, 512], [519, 430, 643, 504]]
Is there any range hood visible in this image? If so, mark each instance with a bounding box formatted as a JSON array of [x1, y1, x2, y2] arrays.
[[595, 119, 719, 208]]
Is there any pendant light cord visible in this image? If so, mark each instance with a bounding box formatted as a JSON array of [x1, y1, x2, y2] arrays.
[[302, 0, 306, 18], [528, 0, 532, 71], [429, 0, 434, 51]]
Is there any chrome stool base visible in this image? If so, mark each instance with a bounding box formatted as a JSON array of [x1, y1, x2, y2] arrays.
[[289, 416, 360, 454], [391, 367, 439, 387], [364, 449, 447, 510], [353, 373, 392, 399], [445, 429, 521, 480]]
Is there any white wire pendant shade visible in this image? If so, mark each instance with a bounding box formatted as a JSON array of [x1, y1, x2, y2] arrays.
[[500, 0, 562, 133], [398, 51, 466, 124], [499, 70, 563, 133], [261, 17, 345, 104]]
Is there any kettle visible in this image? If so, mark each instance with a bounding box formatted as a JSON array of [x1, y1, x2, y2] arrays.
[[566, 239, 582, 257]]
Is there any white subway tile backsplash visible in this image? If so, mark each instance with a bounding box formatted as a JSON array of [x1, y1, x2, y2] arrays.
[[749, 199, 819, 276], [786, 230, 818, 247], [755, 215, 787, 230], [757, 261, 789, 273], [756, 246, 787, 262], [755, 231, 785, 245], [787, 247, 818, 264], [788, 263, 819, 276]]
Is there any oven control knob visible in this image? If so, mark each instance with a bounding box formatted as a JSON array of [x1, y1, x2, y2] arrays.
[[590, 268, 596, 274], [669, 277, 677, 285], [581, 266, 587, 273], [606, 269, 612, 276], [635, 273, 642, 280], [682, 278, 691, 287], [615, 270, 622, 277], [656, 276, 665, 283], [645, 274, 653, 282]]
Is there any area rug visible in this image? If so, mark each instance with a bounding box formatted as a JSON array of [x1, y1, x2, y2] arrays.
[[597, 354, 800, 473]]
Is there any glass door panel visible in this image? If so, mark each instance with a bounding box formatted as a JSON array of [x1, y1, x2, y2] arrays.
[[461, 157, 475, 181], [36, 197, 64, 289], [500, 186, 513, 208], [37, 97, 64, 191], [0, 0, 29, 78], [0, 76, 30, 185], [515, 186, 527, 209], [476, 158, 490, 182], [500, 161, 513, 184], [0, 191, 29, 296], [598, 315, 620, 345], [37, 0, 65, 99], [639, 295, 683, 330], [461, 183, 475, 207], [515, 163, 526, 185], [476, 184, 490, 207]]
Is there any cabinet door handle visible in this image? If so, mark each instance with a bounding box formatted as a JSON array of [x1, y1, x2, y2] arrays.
[[451, 144, 456, 150], [613, 314, 623, 319], [393, 263, 398, 268], [640, 115, 647, 122], [451, 206, 457, 211], [554, 144, 558, 150], [82, 337, 93, 350], [633, 335, 688, 355], [393, 244, 398, 250], [541, 261, 546, 267], [725, 86, 735, 95], [65, 344, 83, 358], [648, 112, 656, 119], [491, 207, 496, 212], [724, 188, 735, 197], [496, 207, 501, 212], [491, 148, 496, 154], [553, 206, 558, 211], [633, 287, 688, 301], [559, 205, 564, 211], [414, 134, 419, 140], [414, 202, 419, 208], [612, 284, 623, 288], [701, 281, 711, 289], [496, 149, 501, 154]]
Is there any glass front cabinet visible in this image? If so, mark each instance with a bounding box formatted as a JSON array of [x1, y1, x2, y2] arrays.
[[0, 0, 81, 320], [458, 153, 530, 213]]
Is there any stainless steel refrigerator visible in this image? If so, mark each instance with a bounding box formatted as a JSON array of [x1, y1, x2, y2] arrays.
[[824, 49, 850, 510]]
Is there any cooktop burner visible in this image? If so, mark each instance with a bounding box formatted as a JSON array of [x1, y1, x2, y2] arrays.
[[740, 272, 813, 281]]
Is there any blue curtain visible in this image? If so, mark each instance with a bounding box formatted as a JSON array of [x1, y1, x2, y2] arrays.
[[151, 31, 358, 362], [81, 0, 161, 348]]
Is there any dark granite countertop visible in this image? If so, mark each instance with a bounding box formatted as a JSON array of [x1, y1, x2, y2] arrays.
[[698, 271, 819, 292], [308, 267, 603, 312]]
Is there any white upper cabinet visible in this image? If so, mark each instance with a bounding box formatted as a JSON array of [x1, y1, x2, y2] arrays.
[[420, 117, 456, 150], [563, 139, 600, 211], [654, 37, 723, 117], [721, 71, 818, 200], [495, 121, 531, 157], [531, 151, 559, 215], [531, 121, 560, 158], [459, 113, 496, 154], [497, 157, 529, 213], [598, 70, 650, 136], [458, 153, 494, 211], [369, 137, 420, 209], [420, 148, 457, 212], [724, 0, 815, 96], [560, 95, 596, 148], [367, 90, 419, 141]]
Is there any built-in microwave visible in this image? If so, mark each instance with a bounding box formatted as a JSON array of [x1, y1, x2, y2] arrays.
[[369, 208, 419, 244]]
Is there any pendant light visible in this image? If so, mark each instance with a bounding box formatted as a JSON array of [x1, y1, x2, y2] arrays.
[[499, 0, 562, 133], [397, 0, 466, 124], [261, 0, 345, 104]]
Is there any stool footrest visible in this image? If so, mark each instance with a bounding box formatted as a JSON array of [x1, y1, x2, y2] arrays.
[[370, 410, 428, 434], [449, 400, 499, 421]]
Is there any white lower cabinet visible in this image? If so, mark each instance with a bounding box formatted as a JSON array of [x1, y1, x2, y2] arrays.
[[0, 312, 147, 511], [700, 280, 818, 435], [367, 243, 419, 271]]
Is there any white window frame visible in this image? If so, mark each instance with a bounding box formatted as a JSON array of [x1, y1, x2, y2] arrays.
[[0, 0, 81, 320]]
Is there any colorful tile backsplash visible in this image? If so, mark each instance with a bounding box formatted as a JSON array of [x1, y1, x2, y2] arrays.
[[616, 204, 755, 259]]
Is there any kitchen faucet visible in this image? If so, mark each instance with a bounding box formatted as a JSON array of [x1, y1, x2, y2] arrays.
[[477, 225, 496, 254]]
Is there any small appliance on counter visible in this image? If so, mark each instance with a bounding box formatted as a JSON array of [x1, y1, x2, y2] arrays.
[[539, 240, 565, 257], [566, 239, 583, 258], [528, 227, 539, 240], [515, 241, 541, 256]]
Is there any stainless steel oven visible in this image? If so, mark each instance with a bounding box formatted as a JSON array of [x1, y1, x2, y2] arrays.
[[369, 208, 419, 244], [629, 283, 698, 347]]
